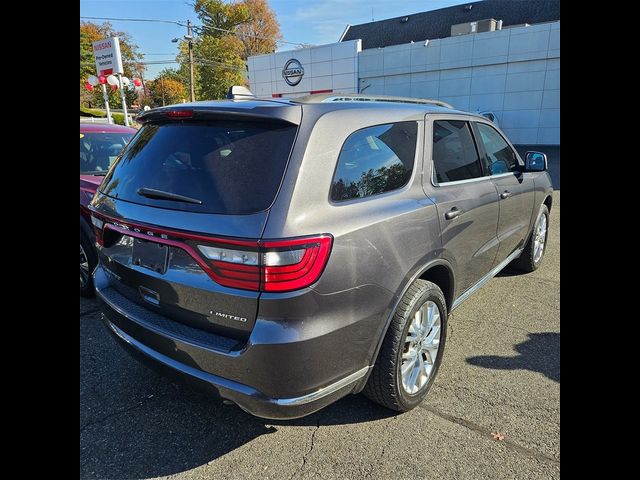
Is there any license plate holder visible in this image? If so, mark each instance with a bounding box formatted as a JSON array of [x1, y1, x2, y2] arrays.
[[132, 238, 169, 274]]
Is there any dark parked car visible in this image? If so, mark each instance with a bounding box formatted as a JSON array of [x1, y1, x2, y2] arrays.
[[80, 123, 136, 296], [89, 93, 552, 419]]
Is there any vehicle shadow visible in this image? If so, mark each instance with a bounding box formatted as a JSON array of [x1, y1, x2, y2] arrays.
[[80, 313, 396, 479], [495, 265, 524, 277], [466, 332, 559, 383]]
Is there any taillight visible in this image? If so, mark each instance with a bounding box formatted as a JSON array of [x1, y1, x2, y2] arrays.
[[92, 212, 333, 292], [195, 235, 333, 292], [261, 236, 333, 292], [197, 243, 261, 291]]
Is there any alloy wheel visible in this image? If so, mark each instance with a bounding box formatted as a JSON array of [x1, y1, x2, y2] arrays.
[[401, 300, 442, 394], [533, 213, 547, 263], [80, 244, 90, 288]]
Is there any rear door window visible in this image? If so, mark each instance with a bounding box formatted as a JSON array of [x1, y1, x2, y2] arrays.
[[100, 121, 297, 214]]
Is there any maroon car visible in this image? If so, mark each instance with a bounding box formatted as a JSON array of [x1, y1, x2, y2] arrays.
[[81, 123, 136, 296]]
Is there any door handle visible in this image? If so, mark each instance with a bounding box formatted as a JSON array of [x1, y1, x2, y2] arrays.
[[445, 207, 463, 220], [500, 190, 512, 199]]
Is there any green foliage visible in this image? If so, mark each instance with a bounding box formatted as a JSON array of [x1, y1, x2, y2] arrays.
[[194, 0, 250, 36], [80, 107, 104, 117], [174, 0, 280, 100], [192, 35, 246, 100], [111, 113, 127, 125], [80, 107, 135, 127]]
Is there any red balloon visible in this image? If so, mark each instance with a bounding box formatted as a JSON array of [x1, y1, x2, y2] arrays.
[[98, 75, 107, 84], [133, 78, 142, 87], [85, 82, 94, 91], [110, 84, 118, 91]]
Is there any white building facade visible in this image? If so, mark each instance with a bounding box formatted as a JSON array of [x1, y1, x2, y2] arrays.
[[247, 21, 559, 145]]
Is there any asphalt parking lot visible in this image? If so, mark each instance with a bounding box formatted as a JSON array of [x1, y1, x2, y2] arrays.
[[80, 192, 560, 480]]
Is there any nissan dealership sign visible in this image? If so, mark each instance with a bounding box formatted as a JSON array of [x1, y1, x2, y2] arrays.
[[92, 37, 124, 76], [282, 59, 304, 86]]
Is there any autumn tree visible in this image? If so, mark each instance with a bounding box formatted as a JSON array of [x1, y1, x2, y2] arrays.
[[177, 0, 282, 100], [80, 21, 145, 108], [147, 74, 188, 107], [236, 0, 282, 58]]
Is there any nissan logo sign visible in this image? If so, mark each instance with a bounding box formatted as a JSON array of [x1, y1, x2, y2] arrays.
[[282, 58, 304, 86]]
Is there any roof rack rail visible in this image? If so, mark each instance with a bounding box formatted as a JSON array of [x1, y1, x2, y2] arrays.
[[292, 93, 454, 109]]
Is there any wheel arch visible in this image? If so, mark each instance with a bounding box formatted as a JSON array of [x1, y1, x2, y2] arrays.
[[353, 258, 455, 393]]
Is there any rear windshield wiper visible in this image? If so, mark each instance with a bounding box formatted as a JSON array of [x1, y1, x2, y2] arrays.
[[136, 187, 203, 205]]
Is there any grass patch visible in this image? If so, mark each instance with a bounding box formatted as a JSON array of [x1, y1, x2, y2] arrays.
[[80, 107, 136, 127]]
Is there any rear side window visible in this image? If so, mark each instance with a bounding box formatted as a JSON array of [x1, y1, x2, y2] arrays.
[[100, 121, 297, 214], [475, 122, 519, 174], [432, 120, 483, 183], [331, 122, 417, 202]]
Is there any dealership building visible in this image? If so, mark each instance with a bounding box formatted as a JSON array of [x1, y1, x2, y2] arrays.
[[247, 0, 560, 145]]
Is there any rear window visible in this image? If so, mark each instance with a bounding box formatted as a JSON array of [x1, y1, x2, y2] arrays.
[[99, 121, 297, 214]]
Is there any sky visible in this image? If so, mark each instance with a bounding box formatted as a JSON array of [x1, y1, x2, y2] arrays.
[[80, 0, 469, 79]]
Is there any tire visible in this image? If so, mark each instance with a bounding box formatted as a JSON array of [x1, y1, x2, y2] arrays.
[[80, 229, 98, 297], [363, 279, 447, 412], [511, 204, 549, 273]]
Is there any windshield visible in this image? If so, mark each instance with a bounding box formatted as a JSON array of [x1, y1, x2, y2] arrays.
[[99, 120, 297, 215], [80, 132, 134, 175]]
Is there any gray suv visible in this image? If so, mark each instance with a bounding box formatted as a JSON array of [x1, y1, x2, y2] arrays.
[[89, 93, 553, 419]]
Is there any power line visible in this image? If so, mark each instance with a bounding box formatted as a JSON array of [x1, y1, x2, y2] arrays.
[[81, 58, 245, 71], [81, 16, 187, 27], [80, 15, 309, 47], [196, 21, 306, 47]]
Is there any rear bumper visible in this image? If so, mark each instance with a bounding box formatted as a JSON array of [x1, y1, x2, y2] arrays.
[[104, 316, 368, 419], [94, 266, 382, 419]]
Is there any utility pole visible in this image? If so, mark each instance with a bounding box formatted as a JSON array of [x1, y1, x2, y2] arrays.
[[187, 19, 195, 102]]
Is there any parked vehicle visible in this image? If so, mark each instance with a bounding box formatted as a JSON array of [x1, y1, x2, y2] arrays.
[[478, 111, 499, 127], [89, 92, 552, 419], [80, 123, 137, 296]]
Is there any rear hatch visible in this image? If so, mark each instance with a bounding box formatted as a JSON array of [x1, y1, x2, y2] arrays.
[[90, 102, 301, 340]]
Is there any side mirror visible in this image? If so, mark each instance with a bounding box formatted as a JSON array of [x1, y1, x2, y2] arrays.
[[524, 151, 547, 172]]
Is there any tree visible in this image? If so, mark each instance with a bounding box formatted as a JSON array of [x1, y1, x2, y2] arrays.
[[80, 21, 145, 108], [177, 0, 282, 100], [194, 0, 250, 36], [147, 76, 188, 107], [236, 0, 282, 58], [192, 35, 247, 100], [156, 67, 184, 83]]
